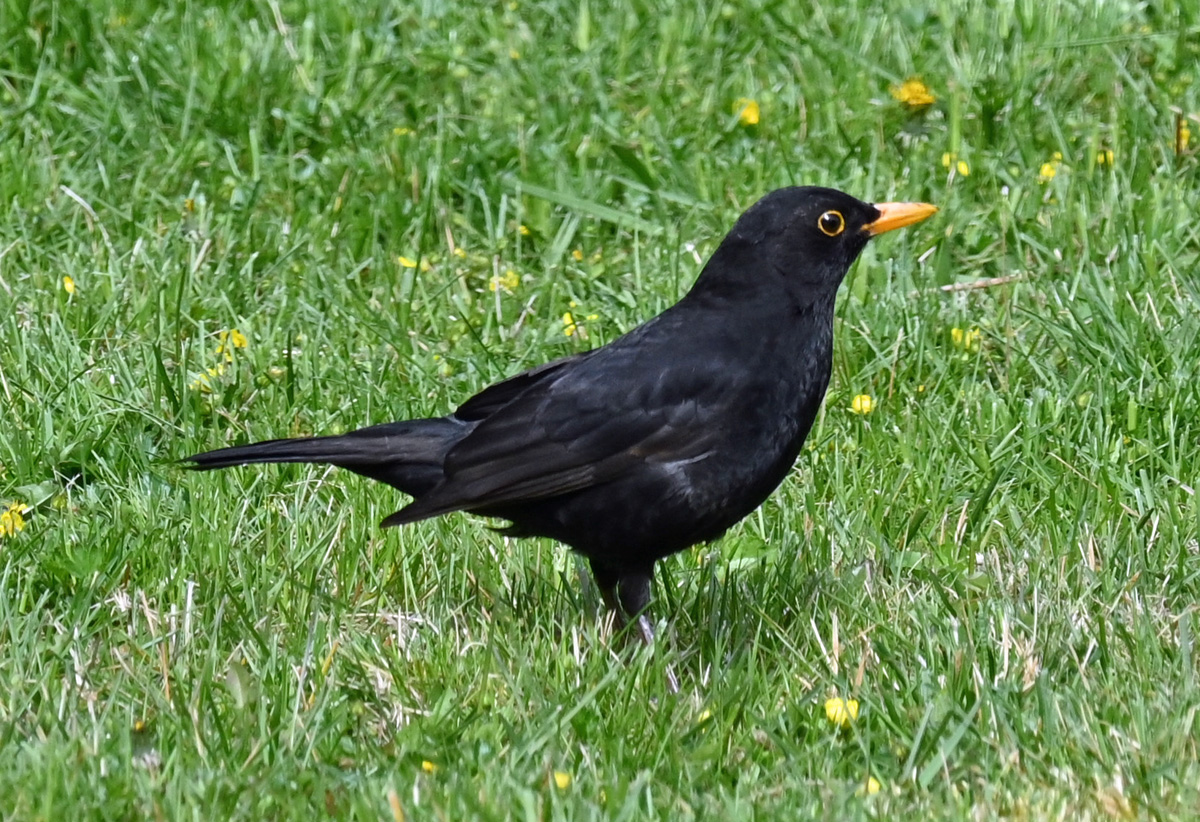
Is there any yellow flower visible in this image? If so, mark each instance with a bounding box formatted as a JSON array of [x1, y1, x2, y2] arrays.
[[1039, 152, 1064, 182], [697, 709, 713, 724], [1177, 119, 1191, 153], [951, 327, 981, 350], [1096, 149, 1114, 166], [490, 269, 520, 293], [452, 247, 467, 258], [393, 127, 412, 137], [519, 224, 530, 236], [398, 255, 431, 272], [190, 362, 228, 393], [825, 696, 859, 728], [421, 760, 437, 774], [571, 248, 584, 262], [553, 771, 571, 790], [62, 276, 76, 294], [890, 78, 935, 107], [734, 98, 760, 126], [850, 395, 874, 415], [216, 329, 248, 362], [218, 329, 248, 350], [509, 48, 521, 60], [941, 153, 970, 176], [562, 312, 577, 337], [1, 501, 29, 538], [857, 776, 882, 796]]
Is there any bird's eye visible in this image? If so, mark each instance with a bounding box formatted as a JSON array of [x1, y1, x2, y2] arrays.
[[818, 210, 845, 237]]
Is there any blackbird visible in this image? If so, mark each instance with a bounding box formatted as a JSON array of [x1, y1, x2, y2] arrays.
[[187, 186, 935, 645]]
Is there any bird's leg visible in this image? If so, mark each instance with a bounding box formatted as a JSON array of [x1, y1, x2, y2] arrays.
[[589, 560, 679, 693]]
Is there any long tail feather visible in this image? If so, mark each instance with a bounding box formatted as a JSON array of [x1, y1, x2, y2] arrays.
[[184, 417, 468, 496]]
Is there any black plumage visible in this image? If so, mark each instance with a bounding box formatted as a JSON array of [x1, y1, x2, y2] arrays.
[[187, 186, 935, 644]]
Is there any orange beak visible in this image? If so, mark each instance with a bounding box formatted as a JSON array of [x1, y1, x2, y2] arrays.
[[864, 201, 938, 236]]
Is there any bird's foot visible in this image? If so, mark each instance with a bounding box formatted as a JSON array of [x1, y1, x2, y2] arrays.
[[634, 614, 679, 694]]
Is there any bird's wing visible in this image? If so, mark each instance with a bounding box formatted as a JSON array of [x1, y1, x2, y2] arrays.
[[382, 344, 726, 525], [452, 352, 592, 422]]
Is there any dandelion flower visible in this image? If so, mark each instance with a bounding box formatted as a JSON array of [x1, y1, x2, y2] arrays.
[[62, 276, 76, 294], [825, 696, 859, 728], [553, 771, 572, 790], [421, 760, 437, 773], [733, 98, 760, 126], [1, 501, 29, 538], [850, 394, 874, 415], [890, 78, 935, 107]]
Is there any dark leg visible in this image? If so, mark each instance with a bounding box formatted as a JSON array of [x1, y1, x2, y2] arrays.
[[588, 559, 678, 693]]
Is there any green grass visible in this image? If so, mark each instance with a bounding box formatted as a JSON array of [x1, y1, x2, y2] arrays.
[[2, 0, 1199, 818]]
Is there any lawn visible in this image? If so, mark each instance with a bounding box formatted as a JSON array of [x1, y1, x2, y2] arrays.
[[1, 0, 1198, 818]]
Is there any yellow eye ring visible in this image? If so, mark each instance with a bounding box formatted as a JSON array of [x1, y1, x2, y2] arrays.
[[818, 210, 845, 237]]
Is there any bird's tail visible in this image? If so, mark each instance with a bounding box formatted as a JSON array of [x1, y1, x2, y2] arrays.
[[184, 417, 467, 497]]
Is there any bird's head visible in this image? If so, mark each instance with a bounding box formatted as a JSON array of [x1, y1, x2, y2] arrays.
[[693, 186, 937, 298]]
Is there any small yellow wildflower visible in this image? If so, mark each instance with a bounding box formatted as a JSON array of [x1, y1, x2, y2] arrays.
[[519, 224, 530, 236], [421, 760, 437, 774], [393, 127, 412, 137], [734, 98, 760, 126], [951, 327, 981, 351], [490, 269, 520, 293], [216, 329, 248, 363], [562, 312, 578, 337], [1177, 119, 1191, 153], [571, 249, 584, 262], [941, 153, 970, 176], [697, 709, 713, 724], [857, 776, 882, 796], [453, 247, 467, 258], [509, 48, 521, 60], [825, 696, 859, 728], [190, 362, 228, 393], [918, 384, 926, 392], [1, 501, 29, 538], [850, 394, 874, 415], [1096, 149, 1114, 166], [398, 256, 431, 272], [553, 771, 572, 790], [1039, 152, 1063, 183], [63, 276, 76, 294], [218, 329, 248, 351], [890, 78, 935, 107]]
